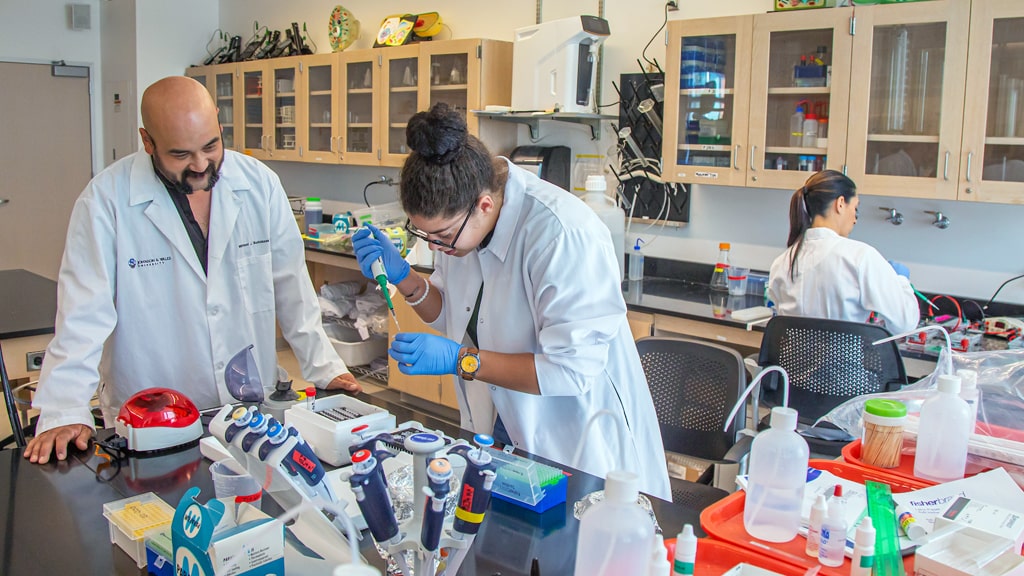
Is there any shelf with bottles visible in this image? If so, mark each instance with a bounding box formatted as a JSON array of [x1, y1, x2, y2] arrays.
[[866, 134, 940, 143], [767, 29, 833, 88], [763, 152, 826, 172]]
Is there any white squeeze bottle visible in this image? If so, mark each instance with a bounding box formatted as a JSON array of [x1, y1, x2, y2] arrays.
[[818, 485, 847, 567], [850, 516, 876, 576], [914, 374, 972, 482], [584, 174, 626, 281], [648, 533, 671, 576], [743, 406, 809, 542], [804, 493, 827, 557], [573, 470, 653, 576], [957, 368, 980, 430], [672, 524, 697, 576]]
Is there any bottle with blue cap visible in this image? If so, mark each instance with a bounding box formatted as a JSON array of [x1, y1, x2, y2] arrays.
[[629, 238, 645, 281]]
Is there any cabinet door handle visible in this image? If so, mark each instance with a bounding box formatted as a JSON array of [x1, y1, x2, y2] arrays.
[[338, 136, 344, 160], [966, 151, 973, 182], [749, 145, 757, 172], [734, 145, 741, 170], [0, 198, 9, 207], [943, 151, 950, 181]]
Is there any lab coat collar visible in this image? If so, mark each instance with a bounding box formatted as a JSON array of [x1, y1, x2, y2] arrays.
[[481, 158, 524, 263], [804, 227, 840, 241]]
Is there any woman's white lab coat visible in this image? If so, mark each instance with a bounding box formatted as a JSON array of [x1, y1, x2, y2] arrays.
[[768, 227, 919, 335], [32, 150, 347, 432], [427, 161, 671, 500]]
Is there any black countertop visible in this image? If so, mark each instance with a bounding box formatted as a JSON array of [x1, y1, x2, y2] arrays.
[[0, 269, 58, 339]]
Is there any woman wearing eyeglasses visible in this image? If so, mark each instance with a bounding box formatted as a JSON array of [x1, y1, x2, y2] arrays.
[[352, 103, 670, 500], [767, 170, 919, 335]]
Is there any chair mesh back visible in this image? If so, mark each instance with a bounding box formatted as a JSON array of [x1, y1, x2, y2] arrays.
[[637, 337, 745, 462], [758, 317, 907, 423]]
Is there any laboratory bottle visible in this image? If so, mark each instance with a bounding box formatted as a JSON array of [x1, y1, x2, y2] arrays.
[[629, 239, 645, 281], [956, 368, 980, 430], [710, 242, 731, 291], [648, 533, 671, 576], [305, 197, 323, 233], [914, 374, 972, 482], [801, 111, 819, 148], [804, 493, 827, 557], [584, 174, 626, 280], [850, 516, 876, 576], [790, 105, 805, 147], [573, 470, 653, 576], [818, 486, 847, 567], [743, 406, 809, 542], [672, 523, 697, 576]]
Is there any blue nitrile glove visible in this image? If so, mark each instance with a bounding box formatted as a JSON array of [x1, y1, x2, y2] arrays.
[[352, 224, 410, 285], [389, 332, 462, 376], [888, 260, 910, 279]]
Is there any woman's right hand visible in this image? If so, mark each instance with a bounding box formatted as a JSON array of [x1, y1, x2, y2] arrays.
[[352, 224, 410, 284]]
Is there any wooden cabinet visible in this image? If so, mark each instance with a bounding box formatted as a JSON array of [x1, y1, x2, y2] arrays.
[[665, 0, 1023, 204], [189, 39, 512, 168], [627, 310, 654, 340], [653, 314, 763, 354]]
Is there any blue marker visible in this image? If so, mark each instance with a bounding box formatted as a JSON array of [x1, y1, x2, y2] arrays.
[[421, 458, 453, 551], [349, 449, 401, 545], [448, 434, 497, 538]]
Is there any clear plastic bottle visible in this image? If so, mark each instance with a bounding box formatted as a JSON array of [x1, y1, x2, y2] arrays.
[[790, 105, 805, 147], [584, 175, 625, 280], [801, 111, 819, 148], [743, 406, 809, 542], [573, 470, 653, 576], [304, 197, 323, 234], [818, 486, 847, 567], [956, 368, 980, 431], [629, 239, 645, 281], [672, 524, 697, 576], [648, 533, 671, 576], [914, 374, 972, 482], [804, 493, 827, 557], [710, 242, 731, 291], [851, 516, 876, 576]]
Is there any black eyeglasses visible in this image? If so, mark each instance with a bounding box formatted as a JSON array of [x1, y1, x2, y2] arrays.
[[405, 206, 474, 251]]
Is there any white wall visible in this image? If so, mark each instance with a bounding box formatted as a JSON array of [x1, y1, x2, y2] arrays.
[[225, 0, 1024, 305], [0, 0, 104, 173], [101, 0, 137, 165]]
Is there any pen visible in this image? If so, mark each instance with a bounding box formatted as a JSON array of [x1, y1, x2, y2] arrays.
[[531, 557, 540, 576]]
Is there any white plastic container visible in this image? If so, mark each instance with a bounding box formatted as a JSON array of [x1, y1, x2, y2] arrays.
[[672, 524, 697, 576], [957, 368, 980, 429], [851, 516, 876, 576], [584, 174, 625, 281], [743, 406, 809, 543], [804, 493, 827, 557], [914, 374, 972, 482], [629, 239, 645, 281], [818, 491, 847, 567], [329, 334, 387, 367], [285, 394, 396, 466], [305, 197, 323, 234], [801, 112, 819, 148], [103, 492, 176, 568], [648, 533, 671, 576], [573, 470, 654, 576], [790, 106, 805, 147]]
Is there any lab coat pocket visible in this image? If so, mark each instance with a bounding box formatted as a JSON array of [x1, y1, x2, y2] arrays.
[[237, 253, 275, 313]]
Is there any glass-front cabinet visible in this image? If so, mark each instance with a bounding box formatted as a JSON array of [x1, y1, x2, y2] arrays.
[[239, 61, 268, 159], [846, 0, 970, 200], [267, 60, 300, 161], [299, 54, 340, 163], [746, 9, 854, 189], [663, 16, 753, 187], [380, 44, 425, 167], [962, 0, 1024, 203], [338, 49, 380, 165], [213, 68, 238, 150]]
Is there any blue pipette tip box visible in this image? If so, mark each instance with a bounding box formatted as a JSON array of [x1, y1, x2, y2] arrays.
[[487, 448, 568, 513]]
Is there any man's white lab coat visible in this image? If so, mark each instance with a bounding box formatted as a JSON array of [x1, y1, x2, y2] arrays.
[[33, 150, 347, 431], [427, 161, 671, 500], [768, 227, 919, 335]]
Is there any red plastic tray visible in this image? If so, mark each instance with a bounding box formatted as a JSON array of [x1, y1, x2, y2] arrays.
[[700, 459, 931, 576], [663, 537, 813, 576]]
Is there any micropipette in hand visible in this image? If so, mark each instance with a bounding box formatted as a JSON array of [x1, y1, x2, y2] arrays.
[[370, 256, 401, 331]]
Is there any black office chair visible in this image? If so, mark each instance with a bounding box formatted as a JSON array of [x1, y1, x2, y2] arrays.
[[0, 341, 28, 448], [756, 316, 908, 456], [636, 336, 752, 504]]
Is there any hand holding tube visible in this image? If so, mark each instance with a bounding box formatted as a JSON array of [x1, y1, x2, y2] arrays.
[[352, 224, 410, 284]]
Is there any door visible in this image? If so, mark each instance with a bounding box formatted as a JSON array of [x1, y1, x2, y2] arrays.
[[298, 53, 340, 164], [267, 58, 301, 161], [663, 17, 754, 186], [338, 49, 379, 166], [960, 0, 1024, 204], [747, 8, 854, 190], [239, 61, 269, 159], [380, 44, 424, 167], [0, 62, 93, 280], [845, 0, 970, 199]]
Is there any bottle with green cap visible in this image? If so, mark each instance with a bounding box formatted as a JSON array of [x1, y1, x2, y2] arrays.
[[305, 197, 323, 234], [861, 399, 907, 469]]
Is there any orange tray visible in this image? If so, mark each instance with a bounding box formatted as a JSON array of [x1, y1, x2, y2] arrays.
[[663, 537, 815, 576], [700, 459, 930, 576]]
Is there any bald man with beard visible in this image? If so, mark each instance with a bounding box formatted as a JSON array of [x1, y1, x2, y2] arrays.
[[26, 76, 358, 464]]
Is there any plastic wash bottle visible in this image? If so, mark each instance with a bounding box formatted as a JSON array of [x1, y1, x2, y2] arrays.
[[743, 406, 809, 542], [584, 174, 626, 280], [573, 470, 653, 576], [914, 374, 972, 482]]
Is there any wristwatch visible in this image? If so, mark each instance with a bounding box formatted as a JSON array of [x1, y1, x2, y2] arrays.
[[457, 347, 481, 381]]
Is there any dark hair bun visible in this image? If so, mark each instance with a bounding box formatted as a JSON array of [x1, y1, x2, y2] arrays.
[[406, 103, 467, 165]]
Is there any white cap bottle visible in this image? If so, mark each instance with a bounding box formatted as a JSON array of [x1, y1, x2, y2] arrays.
[[672, 524, 697, 575], [743, 406, 809, 542], [850, 516, 876, 576], [818, 487, 847, 567], [956, 369, 979, 430], [804, 493, 827, 557], [573, 471, 654, 576], [648, 533, 671, 576], [914, 374, 972, 482]]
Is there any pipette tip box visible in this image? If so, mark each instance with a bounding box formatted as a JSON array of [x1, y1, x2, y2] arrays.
[[285, 393, 396, 466], [102, 492, 175, 568], [486, 448, 567, 513]]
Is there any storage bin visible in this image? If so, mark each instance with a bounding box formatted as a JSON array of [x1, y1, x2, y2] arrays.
[[102, 492, 176, 568], [330, 334, 387, 367]]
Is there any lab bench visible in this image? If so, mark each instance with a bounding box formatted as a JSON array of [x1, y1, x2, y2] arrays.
[[0, 391, 706, 575]]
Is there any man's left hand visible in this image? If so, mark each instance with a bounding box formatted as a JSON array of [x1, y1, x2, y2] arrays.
[[325, 373, 361, 393]]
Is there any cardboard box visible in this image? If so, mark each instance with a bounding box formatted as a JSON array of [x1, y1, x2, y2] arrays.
[[914, 525, 1024, 576], [936, 497, 1024, 553]]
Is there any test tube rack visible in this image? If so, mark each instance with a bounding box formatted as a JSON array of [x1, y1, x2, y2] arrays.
[[285, 393, 396, 466]]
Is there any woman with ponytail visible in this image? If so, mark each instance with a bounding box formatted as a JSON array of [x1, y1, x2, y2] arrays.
[[350, 103, 670, 500], [767, 170, 919, 335]]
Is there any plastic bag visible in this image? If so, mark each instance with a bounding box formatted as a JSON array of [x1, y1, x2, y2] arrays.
[[822, 347, 1024, 485]]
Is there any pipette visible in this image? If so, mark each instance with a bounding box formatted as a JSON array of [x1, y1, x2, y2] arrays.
[[370, 256, 401, 331]]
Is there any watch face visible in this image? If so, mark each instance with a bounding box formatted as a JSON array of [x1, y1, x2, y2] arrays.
[[460, 354, 479, 374]]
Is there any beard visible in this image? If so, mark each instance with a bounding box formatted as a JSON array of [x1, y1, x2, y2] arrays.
[[155, 153, 223, 195]]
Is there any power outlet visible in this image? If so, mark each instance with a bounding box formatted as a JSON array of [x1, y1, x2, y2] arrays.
[[26, 350, 45, 372], [666, 0, 679, 11]]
